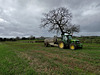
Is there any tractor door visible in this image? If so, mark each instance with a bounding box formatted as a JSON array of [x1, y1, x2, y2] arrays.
[[62, 35, 68, 44], [67, 35, 72, 44]]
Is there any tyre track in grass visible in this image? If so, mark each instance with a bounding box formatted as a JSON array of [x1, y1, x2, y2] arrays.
[[17, 51, 77, 75], [31, 50, 100, 74], [17, 50, 99, 75]]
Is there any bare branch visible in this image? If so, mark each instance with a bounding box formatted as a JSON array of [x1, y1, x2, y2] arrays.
[[40, 7, 80, 35]]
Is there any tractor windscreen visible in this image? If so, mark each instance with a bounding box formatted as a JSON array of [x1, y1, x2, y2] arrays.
[[68, 35, 72, 39]]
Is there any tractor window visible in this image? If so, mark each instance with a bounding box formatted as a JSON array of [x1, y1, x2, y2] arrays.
[[68, 36, 72, 39], [63, 36, 67, 41]]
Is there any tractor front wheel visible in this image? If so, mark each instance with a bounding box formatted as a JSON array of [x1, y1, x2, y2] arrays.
[[58, 42, 65, 49], [70, 44, 76, 50]]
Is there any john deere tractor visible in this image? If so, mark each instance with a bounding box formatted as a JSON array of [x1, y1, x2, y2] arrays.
[[58, 33, 82, 50], [44, 33, 82, 50]]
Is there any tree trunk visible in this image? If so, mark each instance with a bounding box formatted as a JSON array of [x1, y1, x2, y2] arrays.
[[58, 24, 64, 35]]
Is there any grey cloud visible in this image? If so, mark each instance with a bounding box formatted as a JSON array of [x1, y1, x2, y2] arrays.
[[0, 0, 100, 37]]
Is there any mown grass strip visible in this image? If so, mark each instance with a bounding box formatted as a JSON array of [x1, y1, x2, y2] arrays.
[[2, 42, 100, 75], [0, 43, 38, 75]]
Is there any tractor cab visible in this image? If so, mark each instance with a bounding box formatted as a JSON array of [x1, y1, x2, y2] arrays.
[[62, 33, 72, 43]]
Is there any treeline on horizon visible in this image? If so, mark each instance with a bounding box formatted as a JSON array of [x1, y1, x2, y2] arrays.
[[0, 36, 46, 42], [0, 36, 36, 41], [0, 36, 100, 43]]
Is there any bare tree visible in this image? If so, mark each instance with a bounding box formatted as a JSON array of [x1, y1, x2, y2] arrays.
[[40, 7, 80, 35]]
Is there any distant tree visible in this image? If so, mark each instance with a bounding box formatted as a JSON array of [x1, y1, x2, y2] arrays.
[[0, 38, 3, 41], [16, 36, 20, 40], [4, 38, 7, 41], [40, 36, 45, 39], [22, 37, 26, 40], [40, 7, 80, 35], [29, 35, 35, 40]]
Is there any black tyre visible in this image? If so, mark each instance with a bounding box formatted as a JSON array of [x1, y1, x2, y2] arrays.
[[44, 42, 49, 47], [58, 42, 65, 49], [80, 47, 82, 49], [70, 43, 76, 50]]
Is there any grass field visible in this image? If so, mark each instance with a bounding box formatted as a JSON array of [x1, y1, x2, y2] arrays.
[[0, 41, 100, 75]]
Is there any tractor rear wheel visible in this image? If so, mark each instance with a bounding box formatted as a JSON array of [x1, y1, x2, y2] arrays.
[[70, 44, 76, 50], [58, 42, 65, 49]]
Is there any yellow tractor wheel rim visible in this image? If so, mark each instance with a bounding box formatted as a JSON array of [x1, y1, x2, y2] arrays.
[[70, 45, 75, 50], [59, 43, 64, 48]]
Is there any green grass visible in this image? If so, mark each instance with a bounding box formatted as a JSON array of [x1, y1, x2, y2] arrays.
[[0, 42, 100, 75]]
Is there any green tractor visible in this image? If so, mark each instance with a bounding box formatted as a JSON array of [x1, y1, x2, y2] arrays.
[[44, 33, 83, 50], [58, 33, 82, 50]]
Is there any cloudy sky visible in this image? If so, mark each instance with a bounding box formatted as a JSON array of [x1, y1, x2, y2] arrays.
[[0, 0, 100, 37]]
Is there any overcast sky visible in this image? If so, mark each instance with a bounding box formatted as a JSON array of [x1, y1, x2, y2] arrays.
[[0, 0, 100, 37]]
